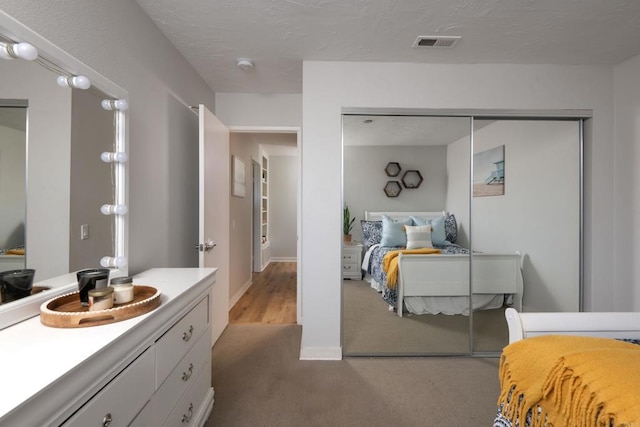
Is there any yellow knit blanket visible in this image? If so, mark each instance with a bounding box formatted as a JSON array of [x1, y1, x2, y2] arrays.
[[498, 335, 640, 427], [382, 248, 441, 289]]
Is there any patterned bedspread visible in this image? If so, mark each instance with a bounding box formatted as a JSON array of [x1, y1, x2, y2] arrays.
[[365, 244, 470, 307]]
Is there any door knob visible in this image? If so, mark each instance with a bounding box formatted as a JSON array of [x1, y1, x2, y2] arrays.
[[196, 239, 216, 252]]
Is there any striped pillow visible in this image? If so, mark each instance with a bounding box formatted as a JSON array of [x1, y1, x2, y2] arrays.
[[404, 225, 433, 249]]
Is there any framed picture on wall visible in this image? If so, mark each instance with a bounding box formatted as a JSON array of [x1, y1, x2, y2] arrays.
[[232, 155, 246, 197], [473, 145, 505, 197]]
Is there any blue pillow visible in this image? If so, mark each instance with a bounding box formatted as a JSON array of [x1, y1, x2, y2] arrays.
[[410, 216, 429, 226], [380, 215, 411, 247], [411, 215, 450, 246], [430, 215, 449, 246]]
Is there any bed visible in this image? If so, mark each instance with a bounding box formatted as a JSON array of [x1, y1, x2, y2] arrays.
[[361, 211, 523, 317], [495, 308, 640, 427]]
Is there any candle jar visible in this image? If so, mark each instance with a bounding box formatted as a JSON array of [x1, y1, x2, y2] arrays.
[[88, 287, 114, 311], [111, 283, 134, 304], [110, 276, 134, 304]]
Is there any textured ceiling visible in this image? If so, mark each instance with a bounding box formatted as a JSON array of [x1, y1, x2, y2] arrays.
[[135, 0, 640, 94]]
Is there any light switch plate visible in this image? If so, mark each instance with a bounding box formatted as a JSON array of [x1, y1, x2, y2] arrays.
[[81, 224, 89, 240]]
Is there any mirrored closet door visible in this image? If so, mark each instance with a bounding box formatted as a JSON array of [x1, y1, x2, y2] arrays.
[[342, 114, 472, 356], [471, 119, 581, 354], [342, 113, 583, 357]]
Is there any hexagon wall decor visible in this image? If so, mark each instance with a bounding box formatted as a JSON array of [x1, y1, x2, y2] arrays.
[[401, 170, 423, 189], [384, 181, 402, 197]]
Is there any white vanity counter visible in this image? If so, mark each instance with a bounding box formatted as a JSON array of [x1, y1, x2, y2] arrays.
[[0, 267, 217, 427]]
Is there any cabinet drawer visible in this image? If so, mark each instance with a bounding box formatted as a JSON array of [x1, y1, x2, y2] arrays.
[[342, 252, 359, 263], [63, 346, 155, 427], [342, 263, 358, 272], [156, 296, 209, 386], [162, 359, 212, 427], [153, 325, 211, 424], [129, 400, 152, 427]]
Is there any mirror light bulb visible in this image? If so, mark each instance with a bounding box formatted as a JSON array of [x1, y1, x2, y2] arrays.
[[101, 204, 128, 215], [101, 151, 128, 163], [101, 99, 129, 111], [57, 75, 91, 89], [0, 42, 38, 60], [71, 75, 91, 89], [100, 256, 128, 268]]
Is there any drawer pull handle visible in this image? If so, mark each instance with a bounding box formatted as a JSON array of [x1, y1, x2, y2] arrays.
[[182, 403, 194, 423], [102, 413, 112, 427], [182, 325, 194, 342], [182, 363, 194, 381]]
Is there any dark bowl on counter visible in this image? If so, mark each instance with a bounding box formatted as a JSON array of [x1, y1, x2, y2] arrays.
[[0, 269, 36, 304]]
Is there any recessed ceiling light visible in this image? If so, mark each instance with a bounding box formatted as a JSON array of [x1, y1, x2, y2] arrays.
[[412, 35, 461, 48]]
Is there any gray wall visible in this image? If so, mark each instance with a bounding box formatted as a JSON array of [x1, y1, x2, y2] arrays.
[[68, 89, 115, 272], [0, 50, 71, 281], [343, 145, 447, 243], [270, 155, 297, 260], [166, 97, 199, 268], [613, 53, 640, 310], [0, 123, 25, 249], [0, 0, 216, 276], [447, 120, 581, 312], [229, 134, 259, 303]]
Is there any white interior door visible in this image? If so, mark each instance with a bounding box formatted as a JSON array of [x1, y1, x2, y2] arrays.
[[198, 104, 230, 345]]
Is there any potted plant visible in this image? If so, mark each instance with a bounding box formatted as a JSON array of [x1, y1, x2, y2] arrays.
[[343, 204, 356, 242]]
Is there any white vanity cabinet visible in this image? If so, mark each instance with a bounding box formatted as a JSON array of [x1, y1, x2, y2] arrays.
[[0, 268, 217, 427], [63, 346, 156, 427]]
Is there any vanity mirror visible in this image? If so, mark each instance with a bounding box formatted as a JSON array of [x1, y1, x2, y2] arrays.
[[0, 10, 128, 328]]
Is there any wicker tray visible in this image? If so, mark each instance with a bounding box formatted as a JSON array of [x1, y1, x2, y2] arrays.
[[40, 285, 161, 328]]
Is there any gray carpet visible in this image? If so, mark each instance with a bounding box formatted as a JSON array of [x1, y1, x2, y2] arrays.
[[207, 324, 501, 426], [342, 279, 509, 355]]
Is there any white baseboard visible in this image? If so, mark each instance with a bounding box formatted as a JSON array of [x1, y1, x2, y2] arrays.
[[270, 257, 297, 262], [230, 279, 253, 308], [299, 345, 342, 360]]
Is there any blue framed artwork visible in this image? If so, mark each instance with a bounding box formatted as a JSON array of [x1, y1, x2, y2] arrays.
[[473, 145, 505, 197]]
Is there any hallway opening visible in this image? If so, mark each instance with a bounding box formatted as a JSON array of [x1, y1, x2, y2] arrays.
[[229, 262, 297, 324]]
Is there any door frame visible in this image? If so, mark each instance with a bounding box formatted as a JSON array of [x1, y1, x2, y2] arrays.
[[228, 126, 302, 325]]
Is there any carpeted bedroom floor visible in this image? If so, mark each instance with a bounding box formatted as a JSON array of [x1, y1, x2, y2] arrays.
[[207, 323, 502, 427], [342, 279, 509, 355]]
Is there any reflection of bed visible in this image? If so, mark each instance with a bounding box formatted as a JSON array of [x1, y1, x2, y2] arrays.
[[495, 308, 640, 427], [362, 211, 523, 317]]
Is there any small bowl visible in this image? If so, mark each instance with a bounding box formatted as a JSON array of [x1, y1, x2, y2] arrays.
[[0, 269, 36, 303]]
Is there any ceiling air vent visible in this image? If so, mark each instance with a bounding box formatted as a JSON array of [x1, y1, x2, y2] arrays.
[[412, 35, 461, 48]]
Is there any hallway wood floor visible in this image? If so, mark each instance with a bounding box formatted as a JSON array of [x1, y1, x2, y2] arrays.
[[229, 262, 297, 324]]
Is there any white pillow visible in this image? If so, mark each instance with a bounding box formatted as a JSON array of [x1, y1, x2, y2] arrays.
[[404, 225, 433, 249]]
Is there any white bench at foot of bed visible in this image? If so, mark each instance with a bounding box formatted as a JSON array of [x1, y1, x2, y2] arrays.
[[397, 252, 523, 318], [505, 307, 640, 343]]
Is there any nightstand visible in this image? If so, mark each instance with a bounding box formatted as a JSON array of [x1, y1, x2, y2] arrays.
[[342, 242, 363, 280]]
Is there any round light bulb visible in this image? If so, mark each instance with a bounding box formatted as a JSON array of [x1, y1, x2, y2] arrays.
[[56, 75, 69, 88], [101, 204, 128, 215], [72, 75, 91, 90], [101, 99, 129, 111], [13, 42, 38, 60], [101, 152, 128, 163], [114, 99, 128, 111], [100, 256, 128, 268]]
